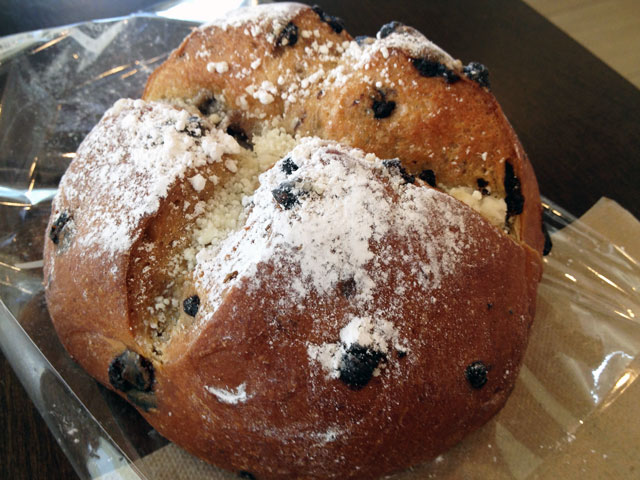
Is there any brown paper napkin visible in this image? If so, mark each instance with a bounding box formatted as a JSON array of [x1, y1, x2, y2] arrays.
[[99, 198, 640, 480]]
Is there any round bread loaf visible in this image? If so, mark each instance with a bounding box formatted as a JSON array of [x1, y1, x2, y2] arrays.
[[44, 4, 544, 479]]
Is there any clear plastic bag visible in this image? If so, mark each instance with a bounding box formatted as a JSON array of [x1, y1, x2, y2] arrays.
[[1, 15, 638, 480]]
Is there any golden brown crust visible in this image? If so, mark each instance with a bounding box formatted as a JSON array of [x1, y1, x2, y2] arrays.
[[46, 167, 541, 479], [153, 215, 541, 479], [44, 4, 545, 479], [143, 4, 544, 254]]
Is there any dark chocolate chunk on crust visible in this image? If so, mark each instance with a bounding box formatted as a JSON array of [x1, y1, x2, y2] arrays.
[[272, 181, 300, 209], [504, 161, 525, 218], [197, 96, 216, 115], [412, 58, 460, 83], [337, 277, 356, 298], [463, 62, 490, 88], [465, 361, 488, 389], [377, 21, 403, 39], [108, 350, 157, 410], [383, 159, 415, 184], [276, 22, 298, 47], [49, 212, 70, 245], [311, 5, 345, 34], [281, 157, 299, 175], [181, 116, 206, 138], [418, 169, 436, 187], [183, 295, 200, 317], [372, 89, 396, 119], [226, 125, 253, 150], [339, 344, 385, 390], [476, 178, 489, 189], [477, 178, 490, 195]]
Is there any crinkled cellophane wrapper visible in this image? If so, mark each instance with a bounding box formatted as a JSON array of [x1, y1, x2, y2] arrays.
[[0, 15, 638, 480]]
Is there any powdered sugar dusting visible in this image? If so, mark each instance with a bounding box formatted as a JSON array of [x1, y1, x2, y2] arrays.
[[192, 4, 463, 130], [201, 2, 305, 36], [53, 99, 241, 256], [341, 25, 461, 73], [206, 61, 229, 73], [340, 316, 407, 354], [308, 315, 409, 379], [194, 138, 473, 326], [371, 25, 460, 71], [312, 427, 343, 445], [204, 383, 250, 404]]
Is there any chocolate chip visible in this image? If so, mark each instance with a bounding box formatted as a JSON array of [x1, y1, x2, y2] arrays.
[[339, 344, 385, 390], [337, 277, 356, 298], [542, 223, 553, 256], [197, 96, 216, 115], [226, 125, 253, 150], [504, 161, 524, 218], [477, 178, 490, 195], [182, 116, 206, 138], [372, 99, 395, 119], [281, 157, 299, 175], [108, 350, 156, 410], [412, 58, 460, 83], [418, 169, 436, 187], [397, 350, 407, 359], [272, 181, 299, 209], [371, 89, 396, 120], [383, 159, 402, 169], [487, 302, 493, 310], [49, 212, 70, 245], [276, 21, 298, 47], [383, 159, 415, 184], [377, 21, 402, 39], [238, 472, 256, 480], [183, 295, 200, 317], [463, 62, 490, 88], [465, 361, 488, 389], [311, 5, 345, 34]]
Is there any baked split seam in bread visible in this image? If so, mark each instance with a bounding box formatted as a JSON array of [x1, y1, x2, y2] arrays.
[[44, 4, 545, 479]]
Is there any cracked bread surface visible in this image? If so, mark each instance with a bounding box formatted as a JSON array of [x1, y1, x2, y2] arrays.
[[44, 4, 544, 479], [144, 2, 544, 252]]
